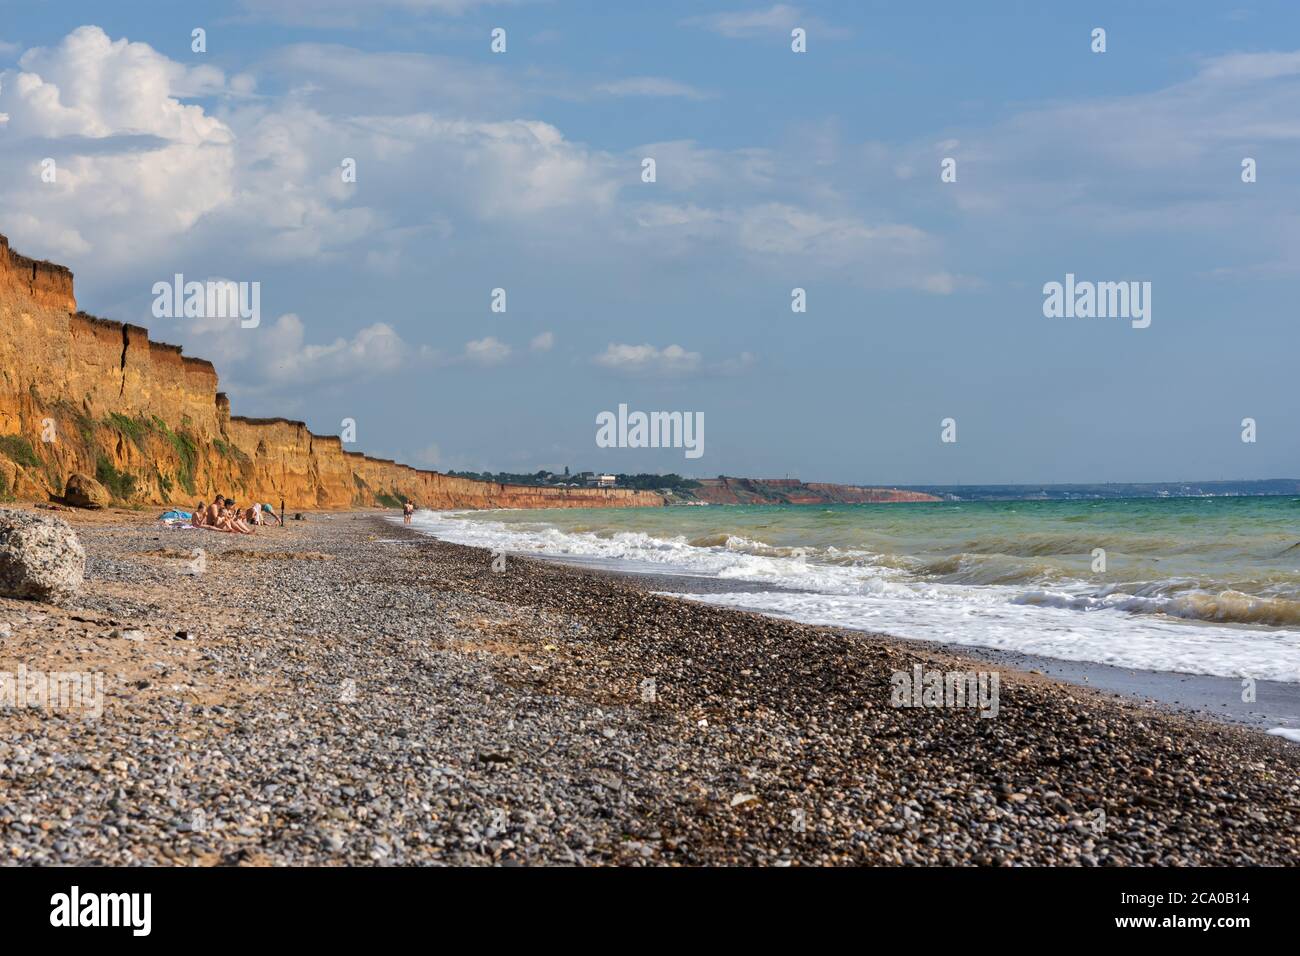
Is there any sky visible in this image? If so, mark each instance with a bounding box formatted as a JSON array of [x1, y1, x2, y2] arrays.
[[0, 0, 1297, 485]]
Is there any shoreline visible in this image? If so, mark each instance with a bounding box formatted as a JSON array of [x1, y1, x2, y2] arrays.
[[440, 543, 1300, 736], [1, 508, 1296, 865]]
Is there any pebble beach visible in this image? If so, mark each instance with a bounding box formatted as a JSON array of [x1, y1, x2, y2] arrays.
[[0, 509, 1297, 866]]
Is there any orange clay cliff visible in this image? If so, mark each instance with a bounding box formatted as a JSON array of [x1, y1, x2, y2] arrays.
[[0, 233, 662, 510]]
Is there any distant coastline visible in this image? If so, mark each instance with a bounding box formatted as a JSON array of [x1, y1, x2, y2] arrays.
[[893, 478, 1300, 501]]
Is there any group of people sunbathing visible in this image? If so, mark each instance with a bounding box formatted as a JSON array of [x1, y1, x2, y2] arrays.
[[190, 497, 281, 534]]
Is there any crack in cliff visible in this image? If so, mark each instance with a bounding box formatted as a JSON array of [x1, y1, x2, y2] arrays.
[[118, 324, 128, 396]]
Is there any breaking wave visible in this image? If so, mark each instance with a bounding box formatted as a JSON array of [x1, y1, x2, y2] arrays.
[[405, 500, 1300, 682]]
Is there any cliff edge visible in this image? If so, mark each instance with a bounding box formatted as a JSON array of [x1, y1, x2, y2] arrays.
[[0, 233, 662, 510]]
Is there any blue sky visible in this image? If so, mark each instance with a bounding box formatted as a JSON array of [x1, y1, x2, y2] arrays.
[[1, 1, 1297, 484]]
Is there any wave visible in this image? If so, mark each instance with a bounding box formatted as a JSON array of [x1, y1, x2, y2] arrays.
[[952, 533, 1265, 558], [405, 508, 1300, 682], [916, 552, 1070, 587], [1015, 587, 1300, 628]]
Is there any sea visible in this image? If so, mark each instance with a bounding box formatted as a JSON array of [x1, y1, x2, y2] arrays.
[[407, 497, 1300, 684]]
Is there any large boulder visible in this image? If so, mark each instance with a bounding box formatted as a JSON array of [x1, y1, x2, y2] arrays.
[[63, 473, 110, 509], [0, 509, 85, 602]]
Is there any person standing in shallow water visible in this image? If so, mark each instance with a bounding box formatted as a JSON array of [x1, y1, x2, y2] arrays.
[[403, 500, 414, 524]]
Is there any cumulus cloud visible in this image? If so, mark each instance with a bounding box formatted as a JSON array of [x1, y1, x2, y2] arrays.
[[0, 26, 234, 261], [0, 26, 623, 273], [0, 23, 968, 418], [593, 343, 702, 376], [0, 25, 952, 296], [178, 312, 434, 395], [464, 336, 511, 365], [5, 27, 227, 138], [593, 343, 761, 378]]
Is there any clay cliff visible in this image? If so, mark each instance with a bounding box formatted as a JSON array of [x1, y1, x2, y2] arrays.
[[0, 233, 662, 511]]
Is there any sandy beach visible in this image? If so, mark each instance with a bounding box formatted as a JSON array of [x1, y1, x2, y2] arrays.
[[0, 507, 1295, 866]]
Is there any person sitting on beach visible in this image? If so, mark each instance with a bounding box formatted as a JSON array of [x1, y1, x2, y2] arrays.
[[204, 497, 242, 534], [224, 498, 253, 534], [403, 500, 415, 524], [192, 502, 208, 528], [205, 499, 225, 528], [261, 503, 282, 526]]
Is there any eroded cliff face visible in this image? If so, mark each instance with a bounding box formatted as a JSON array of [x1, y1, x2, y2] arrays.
[[0, 233, 662, 511]]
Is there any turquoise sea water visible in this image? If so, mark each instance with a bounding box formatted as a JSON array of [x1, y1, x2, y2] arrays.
[[410, 497, 1300, 681]]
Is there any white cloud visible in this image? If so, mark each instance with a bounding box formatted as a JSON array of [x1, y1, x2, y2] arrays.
[[0, 27, 235, 261], [681, 5, 845, 41], [633, 140, 774, 192], [596, 77, 712, 100], [629, 200, 958, 291], [7, 27, 227, 139], [718, 351, 758, 375], [682, 5, 805, 38], [913, 47, 1300, 277], [1196, 50, 1300, 83], [593, 343, 760, 378], [530, 331, 555, 351], [464, 336, 511, 365], [0, 27, 622, 272], [0, 25, 950, 296], [262, 43, 517, 115], [594, 343, 702, 376], [178, 312, 433, 393], [736, 203, 923, 258]]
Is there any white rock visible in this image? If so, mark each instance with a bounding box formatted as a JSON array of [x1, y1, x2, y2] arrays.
[[0, 509, 85, 603]]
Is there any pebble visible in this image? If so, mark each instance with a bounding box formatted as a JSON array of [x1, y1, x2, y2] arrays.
[[0, 513, 1293, 866]]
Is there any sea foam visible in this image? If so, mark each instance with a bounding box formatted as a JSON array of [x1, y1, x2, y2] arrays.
[[405, 508, 1300, 683]]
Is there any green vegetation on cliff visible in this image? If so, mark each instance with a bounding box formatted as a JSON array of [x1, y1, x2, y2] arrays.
[[0, 434, 40, 469], [95, 454, 137, 500], [100, 412, 200, 497]]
